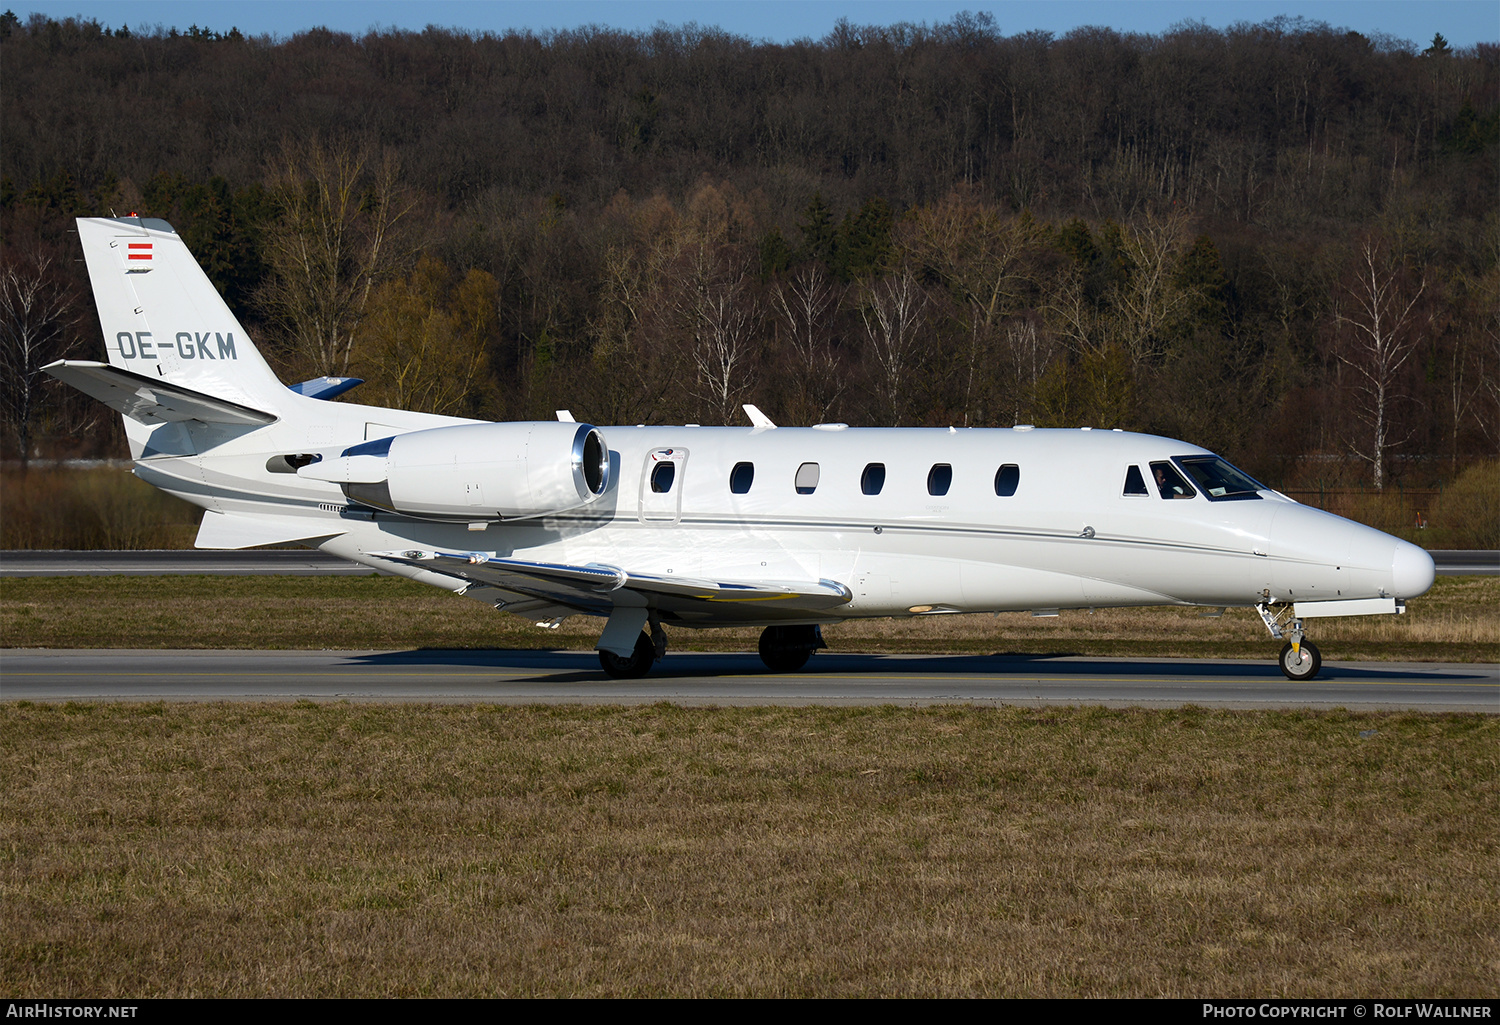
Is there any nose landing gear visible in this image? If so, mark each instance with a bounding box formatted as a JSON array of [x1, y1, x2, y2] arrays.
[[1257, 602, 1322, 680], [1278, 639, 1322, 680]]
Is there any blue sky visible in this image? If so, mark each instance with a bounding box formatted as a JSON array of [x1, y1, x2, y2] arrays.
[[16, 1, 1498, 48]]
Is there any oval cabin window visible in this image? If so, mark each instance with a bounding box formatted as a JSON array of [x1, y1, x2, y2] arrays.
[[927, 464, 953, 496], [994, 464, 1020, 496], [650, 461, 676, 494], [861, 463, 886, 495], [729, 461, 754, 494], [794, 462, 820, 495]]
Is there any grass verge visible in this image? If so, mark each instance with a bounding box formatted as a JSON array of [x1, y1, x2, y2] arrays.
[[1, 702, 1493, 997], [2, 574, 1497, 662]]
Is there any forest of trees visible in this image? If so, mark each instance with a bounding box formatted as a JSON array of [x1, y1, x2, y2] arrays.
[[2, 10, 1496, 489]]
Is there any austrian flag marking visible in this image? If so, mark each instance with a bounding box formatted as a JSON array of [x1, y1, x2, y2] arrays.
[[126, 242, 152, 261]]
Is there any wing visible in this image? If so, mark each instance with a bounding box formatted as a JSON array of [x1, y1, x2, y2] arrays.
[[370, 549, 852, 624]]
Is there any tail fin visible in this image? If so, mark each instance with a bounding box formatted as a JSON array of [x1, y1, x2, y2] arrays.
[[74, 216, 287, 412]]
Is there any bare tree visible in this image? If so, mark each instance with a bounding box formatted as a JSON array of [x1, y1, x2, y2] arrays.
[[0, 253, 77, 467], [1474, 285, 1500, 453], [686, 270, 760, 426], [1000, 316, 1057, 425], [1333, 236, 1427, 489], [858, 269, 928, 426], [584, 243, 680, 426], [770, 264, 844, 424], [903, 196, 1038, 426], [1109, 209, 1197, 368], [1043, 264, 1106, 358], [258, 140, 419, 376], [357, 259, 494, 416]]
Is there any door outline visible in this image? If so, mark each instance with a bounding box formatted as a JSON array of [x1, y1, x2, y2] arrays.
[[638, 448, 688, 524]]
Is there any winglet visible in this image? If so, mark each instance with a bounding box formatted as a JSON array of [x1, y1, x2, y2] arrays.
[[743, 404, 776, 429]]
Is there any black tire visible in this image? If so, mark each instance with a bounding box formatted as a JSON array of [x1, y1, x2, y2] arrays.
[[758, 625, 815, 673], [599, 630, 655, 678], [1279, 640, 1321, 681]]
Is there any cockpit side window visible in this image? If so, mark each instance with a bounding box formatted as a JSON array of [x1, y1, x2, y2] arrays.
[[1123, 465, 1148, 496], [1173, 456, 1265, 501], [1150, 461, 1195, 500]]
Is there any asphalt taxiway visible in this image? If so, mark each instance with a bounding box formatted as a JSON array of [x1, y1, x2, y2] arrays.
[[2, 649, 1494, 711]]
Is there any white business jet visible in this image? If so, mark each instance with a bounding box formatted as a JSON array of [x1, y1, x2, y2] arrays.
[[46, 217, 1436, 680]]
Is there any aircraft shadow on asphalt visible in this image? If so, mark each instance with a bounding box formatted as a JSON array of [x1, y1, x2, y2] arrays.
[[340, 649, 1484, 684]]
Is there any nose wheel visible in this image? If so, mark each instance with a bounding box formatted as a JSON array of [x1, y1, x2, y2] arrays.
[[1279, 639, 1321, 680], [1259, 602, 1322, 680]]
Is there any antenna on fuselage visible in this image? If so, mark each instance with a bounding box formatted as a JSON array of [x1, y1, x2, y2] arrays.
[[743, 404, 777, 429]]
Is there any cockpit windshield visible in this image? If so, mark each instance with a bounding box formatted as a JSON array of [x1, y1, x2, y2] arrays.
[[1173, 456, 1266, 501]]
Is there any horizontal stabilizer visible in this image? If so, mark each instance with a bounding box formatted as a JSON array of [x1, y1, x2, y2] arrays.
[[44, 360, 277, 426], [288, 376, 364, 400], [195, 510, 345, 550], [369, 550, 852, 620]]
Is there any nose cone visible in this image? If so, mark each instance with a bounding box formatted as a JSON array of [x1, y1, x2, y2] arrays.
[[1392, 541, 1436, 598]]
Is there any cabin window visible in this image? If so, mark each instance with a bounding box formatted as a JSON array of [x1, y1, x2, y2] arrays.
[[861, 463, 886, 495], [795, 462, 820, 494], [1150, 461, 1195, 500], [729, 462, 754, 494], [1174, 456, 1265, 501], [927, 463, 953, 496], [994, 464, 1020, 496], [1123, 465, 1148, 496], [650, 461, 676, 494]]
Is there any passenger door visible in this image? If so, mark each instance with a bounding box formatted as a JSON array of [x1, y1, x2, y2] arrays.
[[638, 448, 688, 524]]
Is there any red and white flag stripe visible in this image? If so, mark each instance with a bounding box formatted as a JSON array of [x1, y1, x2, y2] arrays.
[[127, 242, 152, 261]]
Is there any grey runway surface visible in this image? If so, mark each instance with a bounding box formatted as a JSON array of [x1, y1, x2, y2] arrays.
[[2, 649, 1495, 711]]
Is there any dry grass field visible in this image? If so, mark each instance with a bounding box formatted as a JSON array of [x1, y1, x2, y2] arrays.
[[3, 573, 1497, 662], [1, 702, 1495, 997]]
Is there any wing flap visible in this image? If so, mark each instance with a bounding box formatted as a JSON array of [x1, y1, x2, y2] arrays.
[[44, 360, 277, 426], [369, 550, 852, 618]]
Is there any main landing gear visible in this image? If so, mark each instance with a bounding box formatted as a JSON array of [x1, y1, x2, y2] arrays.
[[598, 630, 655, 678], [598, 620, 827, 678], [1257, 602, 1322, 681], [598, 615, 668, 679], [758, 625, 827, 672]]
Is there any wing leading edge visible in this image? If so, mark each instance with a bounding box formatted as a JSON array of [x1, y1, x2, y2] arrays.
[[370, 550, 852, 623]]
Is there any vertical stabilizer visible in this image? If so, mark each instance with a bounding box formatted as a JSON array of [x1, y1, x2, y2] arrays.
[[76, 216, 287, 413]]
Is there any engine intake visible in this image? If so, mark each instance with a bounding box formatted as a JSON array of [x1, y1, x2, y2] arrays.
[[298, 421, 611, 520]]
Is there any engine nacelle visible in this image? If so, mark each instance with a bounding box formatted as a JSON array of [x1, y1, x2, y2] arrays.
[[298, 421, 611, 520]]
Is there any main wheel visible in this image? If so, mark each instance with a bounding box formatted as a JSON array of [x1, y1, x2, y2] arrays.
[[758, 625, 814, 672], [599, 630, 655, 678], [1279, 640, 1321, 681]]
